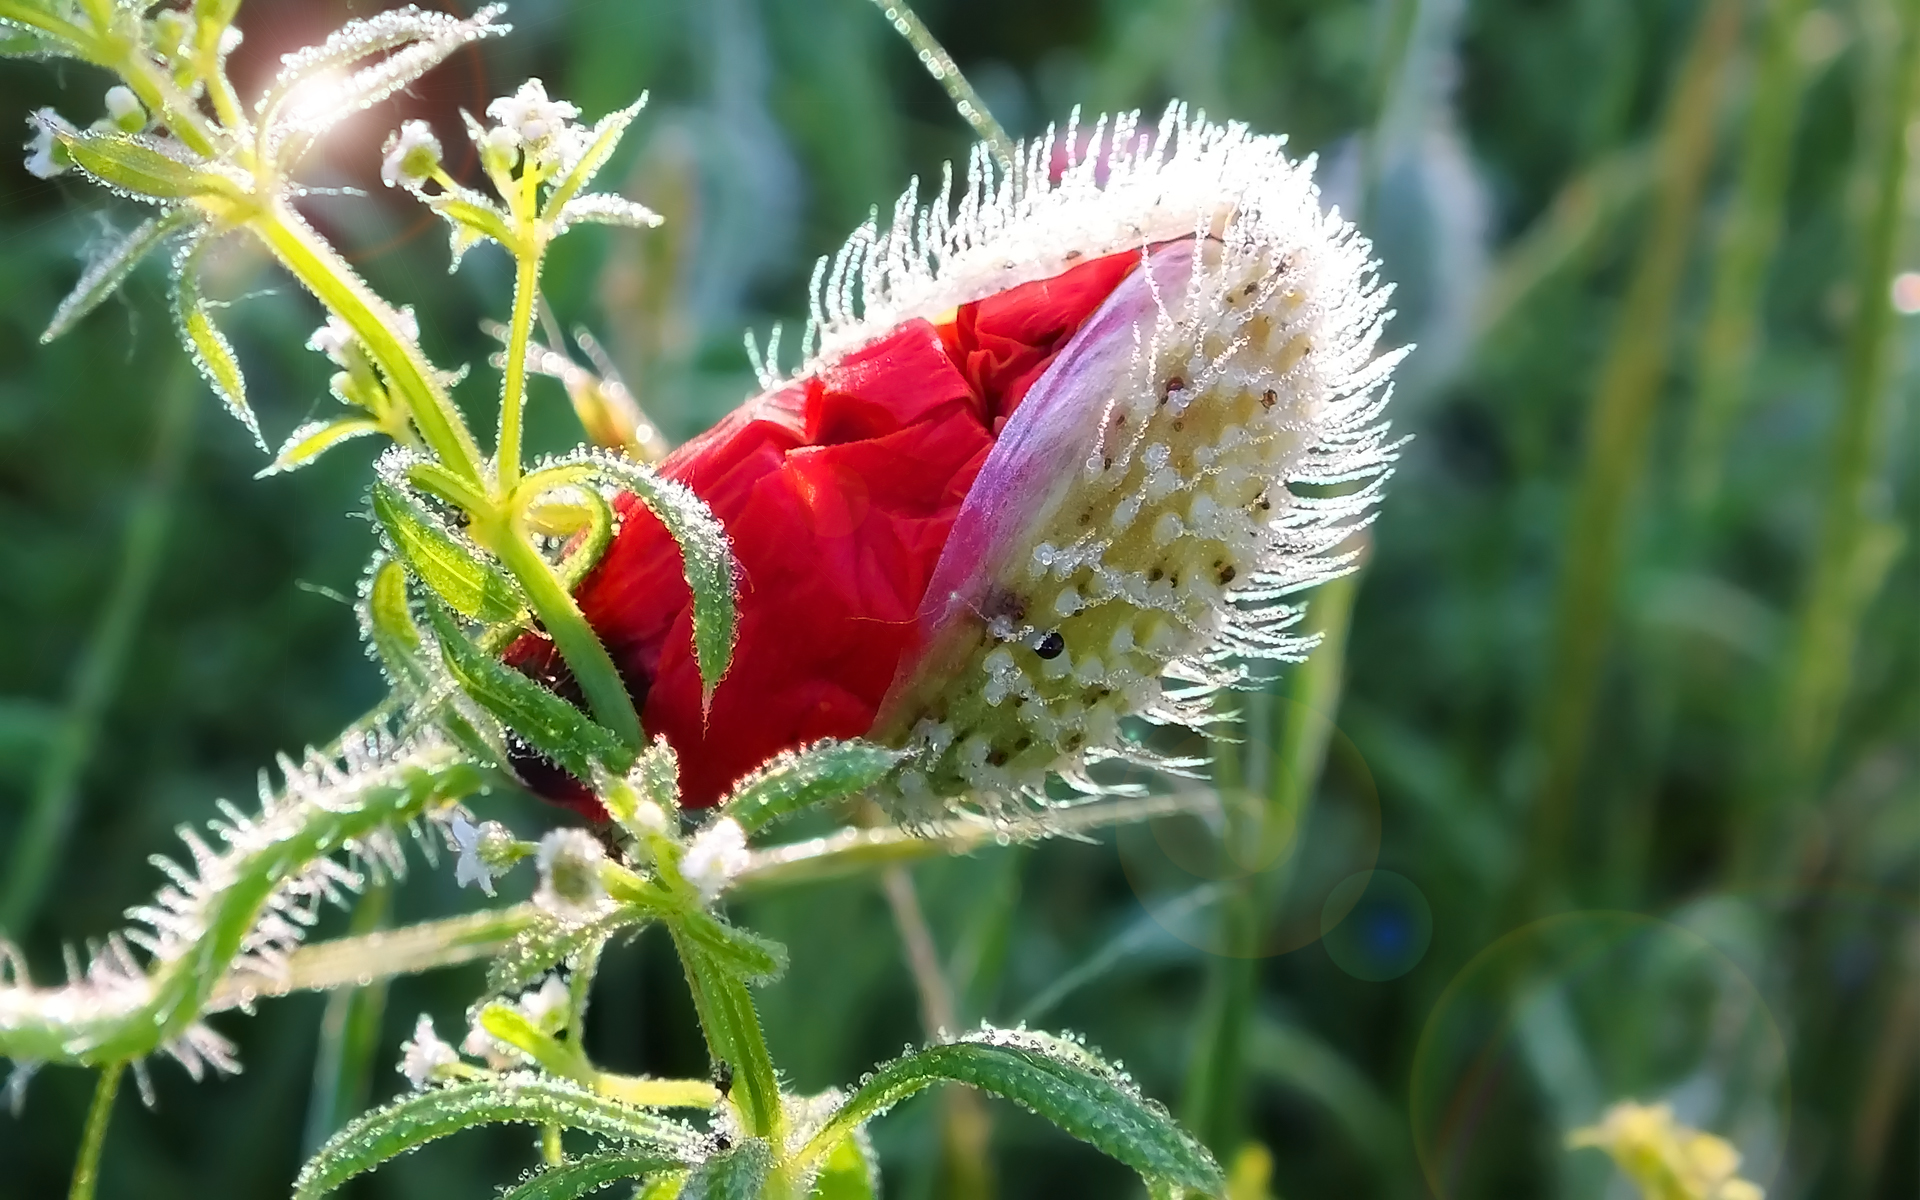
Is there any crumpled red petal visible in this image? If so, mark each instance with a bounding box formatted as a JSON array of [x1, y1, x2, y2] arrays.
[[506, 249, 1141, 811]]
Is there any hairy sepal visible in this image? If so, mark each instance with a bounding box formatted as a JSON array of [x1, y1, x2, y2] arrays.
[[720, 740, 905, 833]]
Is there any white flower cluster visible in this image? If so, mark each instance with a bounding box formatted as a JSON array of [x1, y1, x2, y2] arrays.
[[533, 827, 610, 918], [484, 79, 585, 172], [306, 307, 419, 365], [398, 1014, 459, 1089], [380, 119, 442, 189], [680, 817, 749, 904]]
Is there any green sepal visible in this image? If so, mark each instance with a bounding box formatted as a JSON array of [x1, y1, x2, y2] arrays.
[[477, 1003, 578, 1077], [501, 1151, 685, 1200], [42, 207, 197, 343], [721, 740, 904, 833], [803, 1028, 1223, 1194], [173, 236, 261, 448], [680, 1138, 771, 1200], [371, 480, 524, 624], [293, 1078, 699, 1199], [425, 599, 633, 782]]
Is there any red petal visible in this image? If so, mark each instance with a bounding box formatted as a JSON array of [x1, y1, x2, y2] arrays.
[[510, 250, 1141, 810]]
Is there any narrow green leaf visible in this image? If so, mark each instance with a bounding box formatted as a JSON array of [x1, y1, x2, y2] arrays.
[[807, 1029, 1222, 1193], [173, 239, 261, 448], [810, 1129, 879, 1200], [430, 187, 516, 251], [488, 909, 638, 998], [543, 96, 648, 217], [681, 1139, 771, 1200], [721, 740, 904, 833], [672, 912, 787, 985], [0, 22, 68, 58], [500, 1151, 683, 1200], [584, 456, 737, 703], [635, 1172, 689, 1200], [478, 1004, 577, 1077], [51, 119, 243, 202], [294, 1079, 699, 1199], [426, 599, 632, 781], [372, 481, 524, 624], [43, 208, 197, 342], [261, 416, 383, 476]]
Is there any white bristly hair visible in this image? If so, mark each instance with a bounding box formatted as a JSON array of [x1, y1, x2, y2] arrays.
[[816, 104, 1408, 811]]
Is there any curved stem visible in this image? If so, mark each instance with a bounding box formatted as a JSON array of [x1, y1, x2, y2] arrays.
[[491, 522, 643, 749], [68, 1061, 122, 1200], [249, 203, 484, 482]]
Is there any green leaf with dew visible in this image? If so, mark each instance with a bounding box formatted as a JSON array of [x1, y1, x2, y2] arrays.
[[721, 740, 905, 833], [172, 237, 261, 448], [294, 1078, 698, 1199], [680, 1139, 771, 1200], [810, 1129, 879, 1200], [500, 1151, 685, 1200], [52, 119, 243, 202], [43, 208, 197, 342], [575, 455, 737, 704], [261, 416, 383, 476], [426, 599, 633, 781], [372, 481, 524, 624], [805, 1028, 1222, 1193], [488, 909, 639, 999], [543, 95, 648, 217]]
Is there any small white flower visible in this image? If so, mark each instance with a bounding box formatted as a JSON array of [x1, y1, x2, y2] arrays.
[[517, 975, 571, 1031], [381, 119, 442, 189], [486, 79, 584, 169], [533, 827, 610, 918], [307, 314, 354, 365], [681, 817, 749, 904], [24, 111, 65, 180], [398, 1014, 458, 1090], [449, 813, 496, 896], [461, 1018, 520, 1070], [103, 86, 145, 133]]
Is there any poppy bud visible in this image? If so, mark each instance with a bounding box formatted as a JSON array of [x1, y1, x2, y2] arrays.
[[509, 108, 1400, 812]]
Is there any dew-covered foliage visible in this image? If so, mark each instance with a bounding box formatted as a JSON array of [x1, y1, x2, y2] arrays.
[[1, 0, 1916, 1199]]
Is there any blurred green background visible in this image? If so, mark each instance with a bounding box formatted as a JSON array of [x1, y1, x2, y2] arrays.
[[1, 0, 1916, 1196]]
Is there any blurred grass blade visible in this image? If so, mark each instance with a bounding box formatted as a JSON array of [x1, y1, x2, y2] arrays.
[[294, 1079, 699, 1199], [1522, 0, 1744, 904], [1755, 0, 1920, 871], [863, 0, 1013, 166], [0, 366, 195, 934], [302, 883, 391, 1157], [1679, 0, 1821, 517]]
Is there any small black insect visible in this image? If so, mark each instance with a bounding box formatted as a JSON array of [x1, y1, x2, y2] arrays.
[[1036, 631, 1066, 659], [714, 1062, 734, 1097]]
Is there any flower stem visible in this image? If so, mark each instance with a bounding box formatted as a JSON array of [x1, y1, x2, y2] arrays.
[[865, 0, 1015, 168], [490, 523, 644, 749], [249, 203, 485, 483], [669, 927, 784, 1142], [68, 1061, 122, 1200], [497, 248, 541, 494]]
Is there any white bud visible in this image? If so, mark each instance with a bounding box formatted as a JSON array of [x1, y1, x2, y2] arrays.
[[533, 828, 610, 919], [23, 111, 65, 180], [103, 87, 145, 133], [680, 817, 749, 904], [516, 975, 571, 1032], [381, 119, 442, 189], [306, 315, 354, 366], [398, 1015, 458, 1089]]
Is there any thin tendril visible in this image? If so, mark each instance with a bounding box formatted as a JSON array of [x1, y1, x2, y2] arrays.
[[866, 0, 1016, 168]]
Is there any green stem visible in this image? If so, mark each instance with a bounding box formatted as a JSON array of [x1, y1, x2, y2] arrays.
[[669, 926, 783, 1143], [249, 204, 484, 482], [1520, 0, 1743, 909], [497, 249, 541, 493], [1750, 0, 1920, 872], [68, 1061, 123, 1200], [491, 525, 644, 748], [1, 366, 194, 935], [1680, 0, 1818, 518]]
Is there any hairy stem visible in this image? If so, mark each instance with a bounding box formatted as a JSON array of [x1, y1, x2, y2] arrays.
[[249, 203, 484, 482], [865, 0, 1015, 167], [68, 1061, 122, 1200], [497, 250, 541, 494]]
